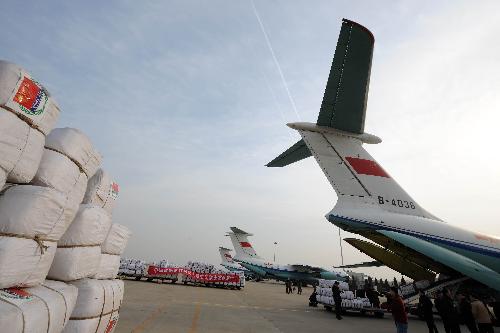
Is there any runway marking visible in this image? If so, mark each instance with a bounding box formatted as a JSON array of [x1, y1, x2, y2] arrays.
[[171, 299, 316, 314], [188, 303, 201, 333], [131, 304, 168, 333]]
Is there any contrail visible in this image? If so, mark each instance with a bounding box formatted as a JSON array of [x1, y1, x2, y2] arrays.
[[251, 0, 301, 121]]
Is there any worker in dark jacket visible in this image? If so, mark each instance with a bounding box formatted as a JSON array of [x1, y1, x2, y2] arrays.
[[440, 288, 461, 333], [418, 289, 439, 333], [309, 286, 318, 307], [367, 287, 381, 308], [389, 287, 408, 333], [457, 293, 478, 333], [332, 281, 343, 320]]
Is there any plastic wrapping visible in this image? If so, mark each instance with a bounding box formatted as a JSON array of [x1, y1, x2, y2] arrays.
[[45, 128, 102, 178], [47, 246, 101, 281], [58, 205, 112, 247], [101, 224, 131, 255], [93, 254, 120, 280], [0, 280, 78, 333], [83, 169, 118, 215], [0, 108, 45, 183], [0, 60, 60, 135], [32, 149, 88, 205], [63, 279, 123, 333], [0, 185, 76, 240], [0, 168, 5, 189], [0, 237, 57, 288]]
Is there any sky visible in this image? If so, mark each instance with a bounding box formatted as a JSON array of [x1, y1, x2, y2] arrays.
[[1, 0, 499, 280]]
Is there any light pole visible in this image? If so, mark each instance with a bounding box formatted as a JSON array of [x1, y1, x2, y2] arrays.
[[273, 242, 278, 262]]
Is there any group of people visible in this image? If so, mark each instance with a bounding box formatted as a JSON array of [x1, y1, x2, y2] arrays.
[[306, 279, 497, 333], [285, 279, 302, 295], [389, 287, 497, 333], [419, 288, 496, 333]]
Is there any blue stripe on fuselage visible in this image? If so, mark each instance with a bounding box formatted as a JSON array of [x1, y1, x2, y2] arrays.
[[328, 214, 500, 259]]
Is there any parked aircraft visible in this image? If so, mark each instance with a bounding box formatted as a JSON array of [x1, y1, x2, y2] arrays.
[[267, 19, 500, 294], [227, 227, 347, 284], [219, 246, 247, 272]]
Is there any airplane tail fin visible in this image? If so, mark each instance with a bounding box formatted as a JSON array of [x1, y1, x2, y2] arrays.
[[267, 19, 438, 221], [226, 227, 261, 260], [267, 19, 373, 168], [219, 247, 234, 264]]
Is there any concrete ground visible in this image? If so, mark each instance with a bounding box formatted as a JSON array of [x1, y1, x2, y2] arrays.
[[116, 280, 498, 333]]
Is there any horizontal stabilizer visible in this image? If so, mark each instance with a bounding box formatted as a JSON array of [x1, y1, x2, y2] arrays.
[[334, 260, 383, 269], [229, 227, 253, 236], [344, 238, 435, 281], [378, 230, 500, 292], [266, 139, 311, 167]]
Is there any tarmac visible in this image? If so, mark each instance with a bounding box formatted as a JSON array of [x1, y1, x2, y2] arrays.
[[115, 279, 498, 333]]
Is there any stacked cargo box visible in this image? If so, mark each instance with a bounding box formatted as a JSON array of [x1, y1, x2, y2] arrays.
[[0, 61, 77, 332], [316, 279, 372, 308], [0, 61, 131, 333]]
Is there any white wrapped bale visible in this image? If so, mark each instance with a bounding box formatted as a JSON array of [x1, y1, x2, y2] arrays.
[[0, 280, 77, 333], [101, 224, 131, 255], [0, 108, 45, 183], [64, 279, 124, 333], [83, 169, 119, 215], [48, 205, 111, 281], [0, 185, 78, 288], [0, 237, 56, 288], [47, 246, 102, 281], [45, 128, 102, 178], [93, 254, 120, 279], [0, 60, 60, 135], [32, 148, 88, 205], [58, 205, 112, 246], [0, 185, 76, 240]]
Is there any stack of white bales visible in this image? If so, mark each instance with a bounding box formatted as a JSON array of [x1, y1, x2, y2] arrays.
[[184, 262, 245, 288], [93, 224, 132, 279], [119, 258, 146, 276], [154, 259, 170, 267], [46, 129, 104, 281], [0, 60, 59, 189], [0, 61, 79, 332], [54, 168, 128, 333], [316, 279, 371, 308]]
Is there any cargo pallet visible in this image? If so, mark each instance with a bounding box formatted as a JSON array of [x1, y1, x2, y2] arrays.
[[320, 303, 384, 318], [182, 280, 242, 290]]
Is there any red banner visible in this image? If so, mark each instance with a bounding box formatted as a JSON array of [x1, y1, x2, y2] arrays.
[[147, 266, 240, 283]]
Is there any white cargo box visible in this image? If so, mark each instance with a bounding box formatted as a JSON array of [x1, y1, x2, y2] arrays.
[[0, 185, 76, 240], [64, 279, 123, 333], [0, 108, 45, 183], [0, 60, 60, 135], [32, 148, 88, 205], [93, 254, 120, 280], [47, 246, 101, 281], [101, 224, 131, 255], [45, 128, 102, 178], [0, 237, 56, 288], [83, 169, 118, 215], [58, 204, 112, 247], [0, 280, 78, 333]]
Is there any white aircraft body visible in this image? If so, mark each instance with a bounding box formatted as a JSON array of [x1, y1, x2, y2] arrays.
[[267, 19, 500, 294], [219, 246, 248, 272], [227, 227, 347, 283]]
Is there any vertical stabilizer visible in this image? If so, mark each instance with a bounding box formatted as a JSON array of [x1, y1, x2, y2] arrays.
[[219, 247, 234, 264], [227, 227, 261, 260]]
